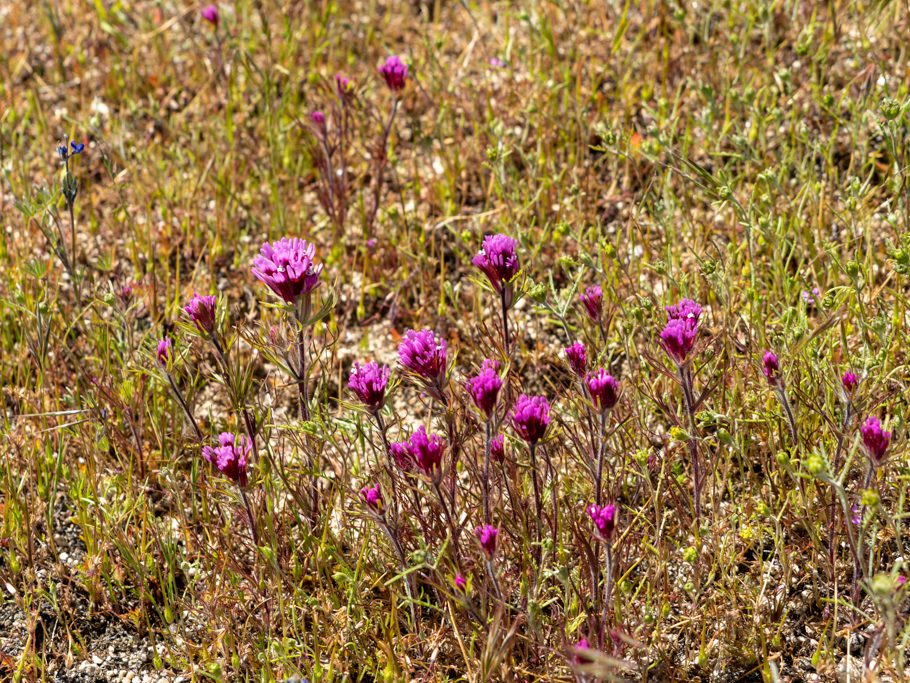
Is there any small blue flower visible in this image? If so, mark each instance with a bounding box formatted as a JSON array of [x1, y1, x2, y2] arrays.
[[70, 141, 85, 155], [57, 145, 69, 159]]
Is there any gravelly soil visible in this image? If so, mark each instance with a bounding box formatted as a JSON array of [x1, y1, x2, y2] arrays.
[[0, 495, 175, 683]]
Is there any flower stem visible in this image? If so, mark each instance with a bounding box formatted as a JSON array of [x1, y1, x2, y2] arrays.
[[529, 442, 543, 559], [595, 410, 607, 506], [679, 365, 701, 524], [240, 487, 259, 548], [163, 368, 203, 440], [776, 386, 798, 445], [602, 543, 614, 633], [433, 478, 461, 559], [827, 402, 852, 578], [373, 410, 400, 518], [295, 301, 310, 421], [486, 558, 503, 602], [484, 420, 492, 523], [500, 286, 511, 351]]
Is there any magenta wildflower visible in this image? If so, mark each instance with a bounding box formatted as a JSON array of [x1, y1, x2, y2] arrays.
[[762, 351, 780, 387], [454, 573, 467, 591], [156, 337, 173, 365], [348, 362, 391, 412], [861, 416, 891, 465], [359, 483, 383, 512], [335, 73, 352, 100], [200, 4, 218, 25], [579, 285, 603, 322], [565, 342, 587, 377], [659, 318, 698, 365], [398, 328, 447, 385], [802, 287, 821, 305], [572, 638, 593, 665], [489, 433, 505, 462], [587, 502, 617, 541], [511, 394, 551, 445], [407, 425, 446, 476], [310, 110, 326, 134], [379, 55, 408, 92], [184, 292, 217, 335], [475, 524, 499, 559], [251, 238, 323, 304], [842, 371, 858, 397], [466, 359, 503, 417], [116, 282, 134, 306], [201, 433, 250, 486], [666, 298, 702, 323], [898, 575, 907, 588], [586, 369, 619, 412], [389, 441, 414, 472], [472, 233, 519, 299]]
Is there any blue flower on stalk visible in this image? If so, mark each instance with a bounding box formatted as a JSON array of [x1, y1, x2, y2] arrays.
[[58, 140, 85, 161]]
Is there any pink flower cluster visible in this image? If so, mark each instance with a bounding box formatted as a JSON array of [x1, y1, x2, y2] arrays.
[[391, 425, 446, 476], [587, 502, 617, 540], [202, 433, 250, 486], [511, 394, 551, 445], [252, 238, 323, 304], [466, 359, 503, 417], [660, 298, 701, 365], [348, 361, 391, 412]]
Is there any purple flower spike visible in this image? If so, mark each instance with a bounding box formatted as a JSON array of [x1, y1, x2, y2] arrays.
[[511, 394, 551, 445], [466, 359, 503, 417], [565, 342, 587, 377], [408, 425, 446, 476], [842, 371, 858, 397], [454, 573, 467, 591], [310, 110, 326, 134], [762, 351, 780, 387], [252, 238, 323, 304], [666, 298, 702, 323], [475, 524, 499, 559], [472, 233, 519, 300], [586, 369, 620, 412], [200, 4, 218, 25], [157, 337, 173, 366], [389, 441, 414, 472], [379, 55, 408, 92], [861, 417, 891, 465], [184, 292, 217, 335], [659, 318, 698, 365], [398, 328, 447, 385], [489, 433, 505, 462], [201, 433, 250, 486], [587, 502, 617, 541], [579, 285, 603, 322], [359, 483, 383, 512], [348, 361, 391, 412]]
